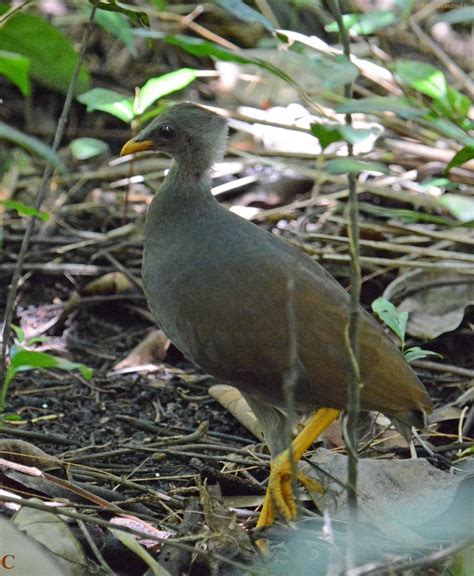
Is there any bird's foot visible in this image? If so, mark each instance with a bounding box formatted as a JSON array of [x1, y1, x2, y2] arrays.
[[255, 407, 339, 545], [256, 451, 324, 530]]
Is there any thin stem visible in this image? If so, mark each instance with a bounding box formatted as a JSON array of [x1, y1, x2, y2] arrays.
[[327, 0, 362, 569]]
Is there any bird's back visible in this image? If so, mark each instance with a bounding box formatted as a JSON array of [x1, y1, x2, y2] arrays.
[[143, 191, 432, 425]]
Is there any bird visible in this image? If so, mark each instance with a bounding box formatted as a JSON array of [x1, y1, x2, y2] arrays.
[[120, 102, 432, 529]]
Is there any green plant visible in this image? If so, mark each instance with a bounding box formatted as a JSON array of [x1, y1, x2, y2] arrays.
[[1, 326, 93, 420], [0, 3, 89, 167], [75, 67, 198, 159], [371, 297, 441, 362], [77, 68, 198, 127], [0, 3, 90, 94]]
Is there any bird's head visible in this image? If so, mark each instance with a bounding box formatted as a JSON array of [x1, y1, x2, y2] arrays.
[[120, 102, 228, 175]]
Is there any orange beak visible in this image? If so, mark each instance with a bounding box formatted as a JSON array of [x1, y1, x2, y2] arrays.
[[120, 139, 155, 156]]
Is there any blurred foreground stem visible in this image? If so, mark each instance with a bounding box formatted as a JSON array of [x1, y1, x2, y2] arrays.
[[327, 0, 362, 569]]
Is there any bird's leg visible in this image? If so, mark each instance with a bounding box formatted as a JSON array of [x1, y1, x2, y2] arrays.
[[257, 407, 340, 529]]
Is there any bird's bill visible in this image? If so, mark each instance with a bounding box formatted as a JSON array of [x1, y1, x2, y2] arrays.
[[120, 139, 155, 156]]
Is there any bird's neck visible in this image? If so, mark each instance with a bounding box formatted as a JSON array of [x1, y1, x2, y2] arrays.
[[165, 159, 213, 198], [150, 159, 216, 224]]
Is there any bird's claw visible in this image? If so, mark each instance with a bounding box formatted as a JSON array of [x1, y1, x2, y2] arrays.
[[256, 450, 324, 530]]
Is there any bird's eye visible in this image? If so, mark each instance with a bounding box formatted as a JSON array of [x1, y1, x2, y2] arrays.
[[158, 124, 175, 140]]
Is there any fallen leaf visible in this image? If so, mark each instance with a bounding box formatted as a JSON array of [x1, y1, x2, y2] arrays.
[[306, 448, 471, 542], [209, 384, 262, 440], [383, 266, 474, 339], [83, 271, 134, 295], [113, 329, 170, 371], [0, 515, 65, 575], [13, 500, 89, 575], [0, 439, 59, 471]]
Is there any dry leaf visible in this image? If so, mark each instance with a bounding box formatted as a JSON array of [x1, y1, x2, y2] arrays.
[[209, 384, 262, 440], [83, 271, 134, 295], [384, 267, 474, 339], [113, 329, 170, 371], [13, 501, 89, 575], [0, 516, 65, 575], [0, 439, 59, 471], [306, 448, 470, 542]]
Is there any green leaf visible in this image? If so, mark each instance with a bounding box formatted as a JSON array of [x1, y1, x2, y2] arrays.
[[310, 124, 343, 150], [1, 200, 49, 221], [1, 347, 92, 413], [424, 116, 474, 148], [135, 30, 254, 64], [137, 68, 197, 115], [151, 0, 167, 9], [0, 121, 66, 172], [77, 88, 134, 122], [69, 137, 109, 160], [93, 0, 150, 26], [325, 13, 359, 33], [429, 85, 472, 126], [335, 96, 427, 118], [134, 31, 302, 90], [308, 53, 359, 89], [1, 413, 23, 422], [446, 146, 474, 172], [371, 297, 407, 346], [0, 50, 30, 95], [311, 124, 377, 149], [404, 347, 442, 363], [419, 177, 456, 191], [9, 348, 93, 380], [446, 86, 471, 120], [393, 60, 447, 102], [326, 158, 389, 175], [358, 202, 461, 226], [339, 125, 378, 145], [10, 324, 25, 343], [438, 193, 474, 223], [94, 7, 137, 56], [0, 7, 90, 94], [215, 0, 274, 32], [325, 10, 398, 35], [435, 6, 474, 24]]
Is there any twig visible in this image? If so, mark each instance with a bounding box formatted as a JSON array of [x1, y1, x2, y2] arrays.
[[0, 0, 33, 25], [384, 138, 474, 171], [348, 537, 474, 576], [327, 0, 362, 569], [409, 17, 473, 97], [0, 263, 115, 275], [0, 426, 81, 446], [254, 0, 280, 28], [298, 232, 474, 263], [412, 360, 474, 379], [76, 517, 114, 574], [327, 216, 474, 247], [295, 245, 474, 274], [157, 6, 240, 50]]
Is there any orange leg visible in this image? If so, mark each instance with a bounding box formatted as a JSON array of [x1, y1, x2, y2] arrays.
[[257, 407, 340, 529]]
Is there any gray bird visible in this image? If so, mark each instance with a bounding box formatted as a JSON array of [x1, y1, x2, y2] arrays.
[[121, 102, 432, 528]]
